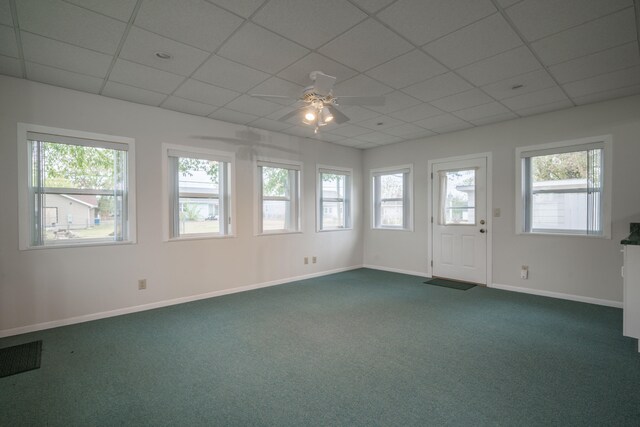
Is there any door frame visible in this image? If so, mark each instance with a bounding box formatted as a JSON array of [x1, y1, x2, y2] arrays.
[[427, 152, 493, 285]]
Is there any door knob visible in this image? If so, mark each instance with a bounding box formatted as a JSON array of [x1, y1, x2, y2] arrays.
[[479, 229, 486, 233], [480, 219, 485, 224]]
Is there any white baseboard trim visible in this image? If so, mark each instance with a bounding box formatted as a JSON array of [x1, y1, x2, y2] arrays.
[[489, 283, 622, 308], [362, 264, 429, 278], [0, 265, 363, 338]]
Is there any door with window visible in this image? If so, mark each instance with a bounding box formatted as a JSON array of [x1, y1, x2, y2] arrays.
[[431, 157, 487, 284]]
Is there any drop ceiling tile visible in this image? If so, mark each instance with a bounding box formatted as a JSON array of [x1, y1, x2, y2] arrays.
[[135, 0, 243, 52], [249, 77, 304, 105], [0, 54, 22, 77], [174, 79, 240, 106], [282, 125, 318, 139], [413, 113, 470, 131], [253, 0, 366, 49], [26, 61, 103, 93], [318, 19, 413, 72], [325, 124, 371, 137], [572, 84, 640, 105], [249, 118, 294, 132], [531, 8, 636, 65], [334, 74, 394, 97], [218, 23, 309, 74], [366, 91, 423, 114], [501, 86, 569, 110], [402, 72, 473, 102], [549, 42, 640, 84], [349, 0, 395, 13], [162, 96, 217, 116], [0, 0, 12, 26], [431, 122, 474, 134], [496, 0, 522, 7], [424, 13, 522, 69], [265, 106, 301, 122], [384, 123, 436, 138], [334, 138, 363, 147], [430, 88, 494, 112], [357, 115, 405, 130], [506, 0, 631, 42], [481, 69, 557, 100], [356, 132, 403, 144], [109, 59, 184, 94], [21, 31, 112, 78], [103, 81, 167, 105], [277, 53, 358, 87], [209, 107, 259, 124], [315, 132, 346, 143], [206, 0, 264, 18], [456, 46, 542, 86], [514, 99, 573, 116], [469, 111, 518, 126], [378, 0, 496, 45], [354, 141, 379, 149], [338, 106, 381, 122], [119, 27, 210, 77], [451, 101, 510, 121], [65, 0, 137, 22], [16, 0, 126, 54], [193, 55, 270, 92], [563, 65, 640, 98], [365, 49, 447, 90], [388, 102, 442, 122], [223, 94, 284, 116], [0, 24, 18, 57]]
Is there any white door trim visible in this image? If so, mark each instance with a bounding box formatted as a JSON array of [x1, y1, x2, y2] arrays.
[[427, 152, 493, 285]]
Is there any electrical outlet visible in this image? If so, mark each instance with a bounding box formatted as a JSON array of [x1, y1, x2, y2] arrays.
[[312, 256, 317, 264], [304, 257, 309, 265], [520, 266, 529, 279], [138, 279, 147, 290]]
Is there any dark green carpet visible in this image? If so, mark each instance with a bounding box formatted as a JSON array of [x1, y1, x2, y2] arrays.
[[424, 277, 477, 290], [1, 268, 639, 426], [0, 340, 41, 377]]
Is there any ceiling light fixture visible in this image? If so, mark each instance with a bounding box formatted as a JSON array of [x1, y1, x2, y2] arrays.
[[154, 51, 172, 60]]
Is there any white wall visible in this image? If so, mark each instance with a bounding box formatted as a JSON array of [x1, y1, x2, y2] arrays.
[[0, 76, 363, 334], [363, 94, 640, 304]]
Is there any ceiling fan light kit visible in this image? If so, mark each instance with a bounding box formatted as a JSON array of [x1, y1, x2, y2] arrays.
[[251, 71, 385, 134]]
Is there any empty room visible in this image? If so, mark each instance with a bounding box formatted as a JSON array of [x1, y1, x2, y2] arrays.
[[1, 0, 640, 425]]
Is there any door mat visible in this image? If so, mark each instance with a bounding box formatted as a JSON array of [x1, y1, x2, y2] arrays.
[[424, 278, 477, 291], [0, 340, 42, 378]]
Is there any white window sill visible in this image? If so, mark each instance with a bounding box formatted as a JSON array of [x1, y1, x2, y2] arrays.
[[318, 227, 353, 233], [518, 231, 610, 239], [257, 230, 303, 237], [166, 234, 235, 242], [21, 240, 135, 250], [372, 226, 413, 232]]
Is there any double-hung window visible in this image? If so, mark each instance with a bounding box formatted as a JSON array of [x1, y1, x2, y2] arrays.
[[318, 167, 352, 231], [372, 166, 412, 230], [166, 146, 233, 239], [258, 161, 301, 234], [517, 136, 611, 236], [18, 124, 135, 248]]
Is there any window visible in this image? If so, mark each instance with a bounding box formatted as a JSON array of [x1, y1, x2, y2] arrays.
[[372, 165, 412, 230], [165, 146, 233, 239], [318, 167, 352, 231], [438, 168, 476, 225], [516, 136, 611, 236], [258, 161, 301, 234], [18, 124, 135, 248]]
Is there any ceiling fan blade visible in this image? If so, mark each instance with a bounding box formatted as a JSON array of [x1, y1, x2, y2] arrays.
[[313, 72, 336, 96], [326, 105, 350, 124], [277, 107, 305, 122], [335, 96, 385, 106]]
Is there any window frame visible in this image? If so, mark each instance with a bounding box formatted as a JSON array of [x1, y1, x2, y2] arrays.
[[256, 159, 302, 235], [317, 165, 353, 232], [162, 144, 235, 241], [17, 123, 136, 250], [370, 164, 413, 231], [515, 135, 612, 238]]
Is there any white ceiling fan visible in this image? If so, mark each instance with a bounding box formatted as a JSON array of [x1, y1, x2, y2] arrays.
[[251, 71, 385, 133]]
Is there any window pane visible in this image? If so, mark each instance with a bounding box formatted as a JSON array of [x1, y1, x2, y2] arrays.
[[381, 201, 403, 226], [41, 142, 118, 190], [320, 172, 348, 229], [262, 167, 290, 198], [380, 173, 403, 199], [263, 200, 291, 231], [41, 194, 117, 242], [322, 200, 345, 229], [528, 149, 602, 233], [177, 157, 220, 236], [442, 169, 476, 225]]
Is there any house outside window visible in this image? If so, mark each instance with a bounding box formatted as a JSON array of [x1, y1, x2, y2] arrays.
[[318, 166, 352, 231], [371, 165, 412, 230], [18, 123, 136, 249], [516, 136, 611, 237]]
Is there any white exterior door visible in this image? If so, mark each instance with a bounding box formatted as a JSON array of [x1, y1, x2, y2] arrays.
[[431, 157, 487, 284]]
